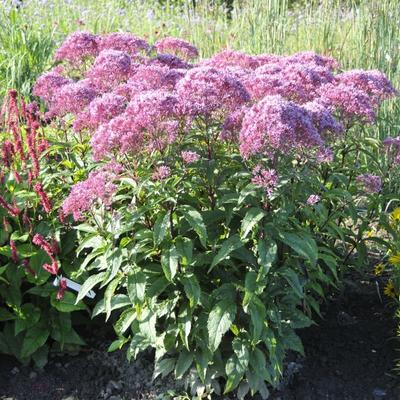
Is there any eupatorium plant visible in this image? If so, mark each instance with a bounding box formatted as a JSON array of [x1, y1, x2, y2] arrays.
[[32, 31, 398, 398]]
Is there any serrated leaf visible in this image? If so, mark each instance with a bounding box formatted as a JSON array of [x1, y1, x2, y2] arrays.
[[127, 267, 147, 305], [207, 299, 236, 352], [208, 234, 243, 272], [153, 358, 175, 381], [174, 349, 193, 379], [153, 211, 170, 246], [179, 205, 207, 247], [161, 245, 179, 282], [114, 308, 136, 335], [257, 239, 277, 279], [76, 272, 107, 303], [280, 232, 318, 266], [21, 325, 49, 358], [181, 274, 201, 308], [241, 208, 265, 239], [92, 294, 130, 318], [105, 275, 123, 321]]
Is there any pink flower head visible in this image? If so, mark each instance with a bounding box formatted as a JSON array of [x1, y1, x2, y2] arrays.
[[99, 32, 149, 56], [87, 49, 131, 90], [254, 53, 285, 67], [43, 261, 59, 275], [356, 174, 382, 194], [34, 182, 52, 214], [201, 50, 259, 70], [62, 163, 120, 220], [32, 70, 73, 104], [286, 51, 340, 70], [154, 37, 198, 60], [181, 151, 200, 164], [251, 166, 278, 196], [239, 95, 323, 159], [0, 195, 20, 217], [317, 82, 375, 123], [244, 63, 334, 103], [307, 194, 321, 205], [152, 165, 171, 181], [73, 92, 126, 131], [118, 65, 185, 99], [316, 147, 334, 163], [221, 106, 249, 141], [148, 53, 192, 69], [337, 69, 397, 105], [302, 101, 343, 137], [176, 66, 250, 117], [49, 79, 98, 117], [55, 31, 99, 64], [32, 234, 56, 260]]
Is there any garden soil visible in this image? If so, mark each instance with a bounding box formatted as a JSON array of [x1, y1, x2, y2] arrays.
[[0, 277, 399, 400]]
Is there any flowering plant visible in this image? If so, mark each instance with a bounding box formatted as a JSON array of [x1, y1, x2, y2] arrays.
[[32, 31, 397, 396], [0, 90, 87, 366]]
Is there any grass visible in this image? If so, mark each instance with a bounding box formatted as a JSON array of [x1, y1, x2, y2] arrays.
[[1, 0, 399, 138]]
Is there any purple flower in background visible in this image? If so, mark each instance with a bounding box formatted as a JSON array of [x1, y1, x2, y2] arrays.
[[356, 174, 382, 193], [307, 194, 321, 205], [152, 165, 171, 181], [181, 151, 200, 164]]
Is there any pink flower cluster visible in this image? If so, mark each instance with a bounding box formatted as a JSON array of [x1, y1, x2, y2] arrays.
[[181, 151, 200, 164], [33, 32, 396, 166], [251, 166, 278, 196], [62, 162, 122, 220]]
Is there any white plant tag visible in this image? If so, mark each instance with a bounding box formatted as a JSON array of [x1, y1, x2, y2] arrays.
[[53, 276, 96, 299]]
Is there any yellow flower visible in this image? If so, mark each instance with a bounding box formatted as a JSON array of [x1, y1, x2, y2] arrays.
[[384, 281, 396, 298], [389, 253, 400, 266], [374, 263, 385, 276], [366, 230, 374, 238], [391, 207, 400, 223]]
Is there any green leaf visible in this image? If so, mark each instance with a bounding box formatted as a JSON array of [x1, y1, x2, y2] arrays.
[[179, 205, 207, 247], [161, 245, 179, 282], [153, 211, 170, 246], [114, 308, 136, 335], [108, 336, 130, 352], [207, 299, 236, 352], [280, 232, 318, 266], [0, 308, 15, 321], [153, 357, 175, 381], [76, 272, 107, 303], [174, 349, 193, 379], [103, 248, 123, 286], [92, 294, 130, 318], [21, 325, 49, 358], [208, 234, 243, 272], [257, 239, 277, 279], [241, 208, 265, 239], [105, 275, 123, 321], [127, 267, 147, 305], [224, 355, 244, 393], [282, 269, 304, 299], [181, 274, 201, 308]]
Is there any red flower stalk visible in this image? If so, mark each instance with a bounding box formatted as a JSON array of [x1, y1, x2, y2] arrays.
[[32, 233, 56, 261], [58, 207, 66, 224], [56, 278, 67, 300], [22, 259, 37, 277], [11, 124, 25, 163], [13, 169, 21, 184], [43, 261, 59, 275], [10, 240, 19, 264], [22, 207, 33, 233], [34, 182, 52, 213], [0, 195, 20, 217], [2, 140, 14, 168]]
